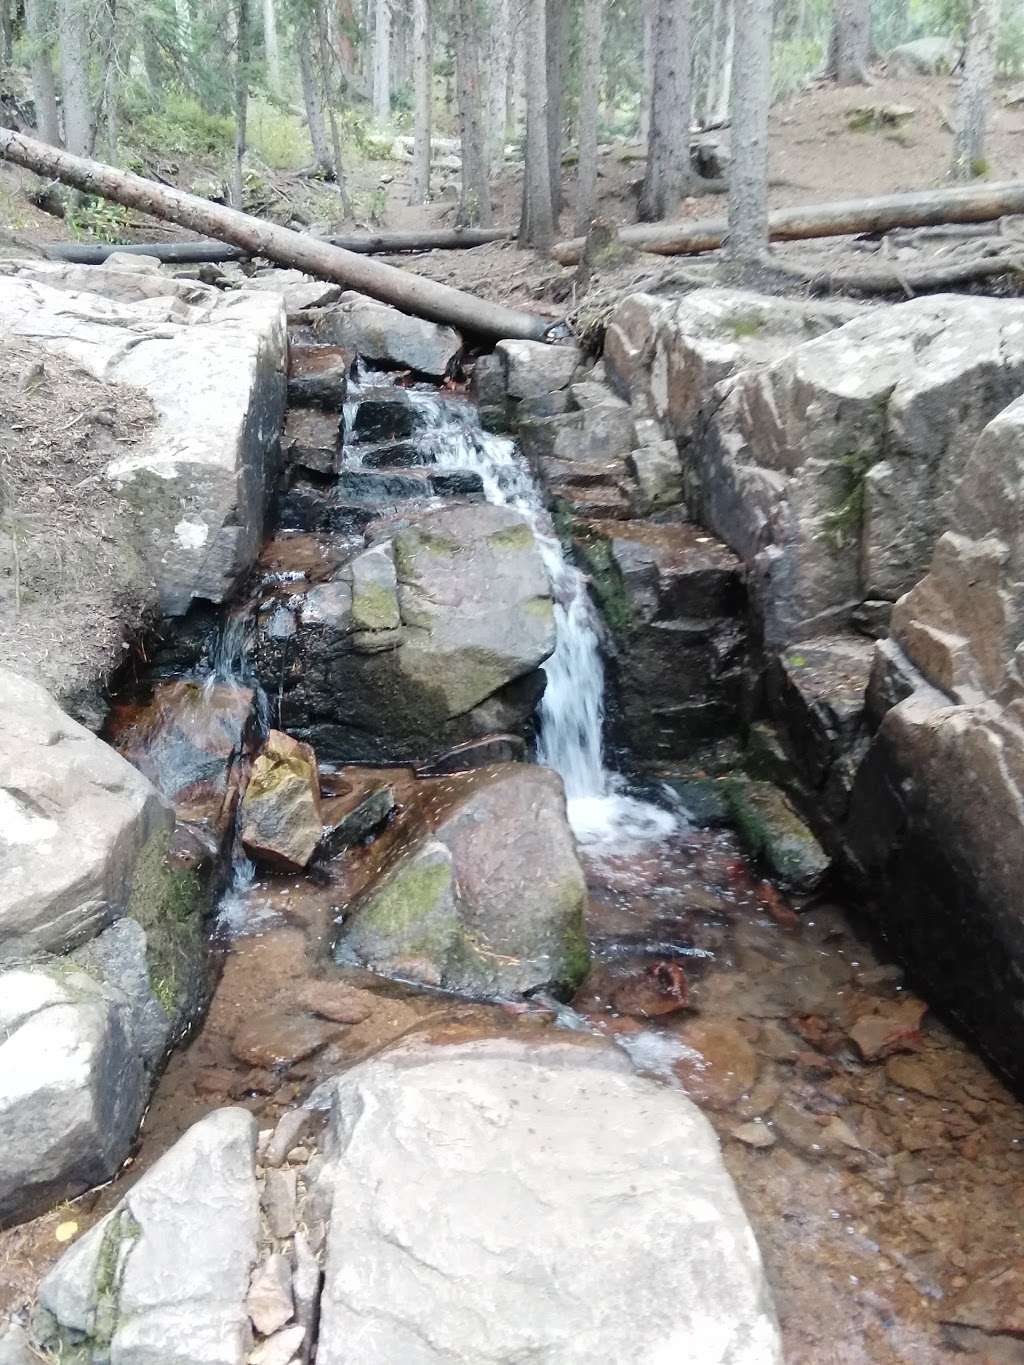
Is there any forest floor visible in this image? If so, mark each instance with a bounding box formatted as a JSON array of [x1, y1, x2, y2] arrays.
[[0, 70, 1022, 326]]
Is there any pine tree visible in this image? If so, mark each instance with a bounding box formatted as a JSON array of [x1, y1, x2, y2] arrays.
[[519, 0, 554, 250], [575, 0, 605, 234], [952, 0, 1001, 181], [410, 0, 432, 206], [726, 0, 772, 266], [638, 0, 692, 222]]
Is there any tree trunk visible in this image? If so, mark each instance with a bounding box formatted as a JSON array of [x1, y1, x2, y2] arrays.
[[574, 0, 604, 235], [99, 0, 121, 161], [952, 0, 1001, 181], [519, 0, 555, 251], [231, 0, 251, 209], [315, 0, 353, 215], [0, 0, 13, 64], [832, 0, 871, 84], [263, 0, 281, 95], [0, 128, 547, 339], [453, 0, 491, 225], [410, 0, 432, 206], [373, 0, 392, 124], [553, 180, 1024, 262], [725, 0, 772, 265], [639, 0, 693, 221], [545, 0, 567, 220], [25, 0, 61, 146], [58, 0, 94, 157], [298, 19, 333, 175], [710, 0, 734, 124], [638, 0, 656, 143], [486, 0, 512, 176]]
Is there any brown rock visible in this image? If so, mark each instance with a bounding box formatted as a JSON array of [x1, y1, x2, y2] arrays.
[[731, 1121, 776, 1150], [848, 997, 927, 1061], [231, 1011, 340, 1068], [193, 1066, 238, 1098], [298, 980, 375, 1025], [942, 1264, 1024, 1337], [885, 1055, 940, 1098], [240, 730, 323, 873], [672, 1019, 759, 1110]]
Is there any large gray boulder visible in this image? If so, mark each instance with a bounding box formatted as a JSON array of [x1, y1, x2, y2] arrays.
[[0, 963, 148, 1224], [0, 265, 287, 615], [336, 763, 588, 997], [37, 1108, 260, 1365], [311, 290, 461, 377], [314, 1038, 782, 1364], [0, 669, 171, 960], [700, 295, 1024, 646], [255, 502, 556, 762], [888, 36, 957, 75], [845, 394, 1024, 1087]]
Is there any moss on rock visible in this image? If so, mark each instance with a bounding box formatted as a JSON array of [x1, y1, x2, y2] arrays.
[[723, 775, 830, 892], [127, 826, 204, 1030]]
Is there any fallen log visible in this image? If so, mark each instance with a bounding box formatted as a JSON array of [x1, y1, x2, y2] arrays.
[[0, 128, 545, 341], [771, 250, 1024, 297], [45, 226, 514, 266], [552, 181, 1024, 264]]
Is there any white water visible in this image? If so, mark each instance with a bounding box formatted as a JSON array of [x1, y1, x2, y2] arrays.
[[348, 383, 678, 847]]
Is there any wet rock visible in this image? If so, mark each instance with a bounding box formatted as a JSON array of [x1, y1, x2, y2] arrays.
[[0, 670, 174, 960], [672, 1018, 759, 1110], [313, 1038, 783, 1364], [232, 1011, 340, 1068], [248, 1253, 294, 1335], [319, 780, 396, 856], [336, 764, 588, 999], [346, 390, 419, 443], [415, 732, 526, 775], [240, 731, 323, 873], [263, 1167, 299, 1240], [495, 338, 581, 398], [941, 1264, 1024, 1343], [297, 980, 375, 1025], [256, 502, 554, 765], [731, 1121, 776, 1149], [885, 1055, 940, 1098], [311, 291, 461, 377], [36, 1108, 259, 1365], [283, 408, 340, 476], [723, 777, 830, 891], [847, 998, 927, 1061], [287, 344, 352, 406], [0, 270, 287, 613]]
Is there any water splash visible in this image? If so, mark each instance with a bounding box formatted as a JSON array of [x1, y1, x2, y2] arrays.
[[347, 382, 678, 847]]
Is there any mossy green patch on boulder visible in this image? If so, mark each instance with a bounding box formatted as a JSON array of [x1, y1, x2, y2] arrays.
[[127, 825, 204, 1031], [572, 528, 632, 637], [723, 775, 830, 892]]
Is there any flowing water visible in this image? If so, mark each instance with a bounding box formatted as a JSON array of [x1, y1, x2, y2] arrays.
[[346, 379, 678, 848]]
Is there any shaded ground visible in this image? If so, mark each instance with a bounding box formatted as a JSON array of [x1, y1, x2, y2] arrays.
[[0, 339, 156, 721]]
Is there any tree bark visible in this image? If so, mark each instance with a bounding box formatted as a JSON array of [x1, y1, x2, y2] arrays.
[[58, 0, 94, 157], [231, 0, 251, 209], [519, 0, 555, 251], [0, 0, 13, 64], [552, 181, 1024, 263], [0, 128, 546, 339], [373, 0, 392, 124], [831, 0, 871, 84], [639, 0, 693, 222], [952, 0, 1001, 181], [410, 0, 431, 205], [46, 227, 514, 264], [709, 0, 734, 125], [485, 0, 512, 176], [574, 0, 604, 236], [315, 0, 353, 215], [263, 0, 281, 95], [25, 0, 61, 147], [725, 0, 772, 265], [454, 0, 492, 226], [297, 18, 333, 175], [773, 250, 1024, 297], [545, 0, 567, 219], [638, 0, 656, 144]]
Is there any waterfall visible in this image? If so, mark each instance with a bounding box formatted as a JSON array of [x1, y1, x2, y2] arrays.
[[346, 383, 677, 846]]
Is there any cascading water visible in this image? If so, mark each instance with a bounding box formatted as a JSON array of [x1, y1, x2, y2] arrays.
[[346, 377, 677, 846]]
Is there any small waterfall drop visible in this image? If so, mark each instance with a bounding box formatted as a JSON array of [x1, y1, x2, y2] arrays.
[[347, 380, 677, 846]]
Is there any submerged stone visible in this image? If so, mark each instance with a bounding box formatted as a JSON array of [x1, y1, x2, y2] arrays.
[[724, 776, 830, 892], [240, 730, 322, 873]]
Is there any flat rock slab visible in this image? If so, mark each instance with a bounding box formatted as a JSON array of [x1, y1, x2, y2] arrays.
[[38, 1108, 260, 1365], [314, 1037, 782, 1364]]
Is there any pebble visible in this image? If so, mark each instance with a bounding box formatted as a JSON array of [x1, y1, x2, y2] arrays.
[[265, 1109, 314, 1168], [731, 1122, 776, 1150], [247, 1253, 294, 1336], [848, 998, 927, 1061], [249, 1324, 305, 1365], [885, 1055, 940, 1099], [671, 1019, 759, 1110], [298, 981, 375, 1025], [263, 1168, 299, 1239], [292, 1231, 322, 1355], [232, 1012, 341, 1069]]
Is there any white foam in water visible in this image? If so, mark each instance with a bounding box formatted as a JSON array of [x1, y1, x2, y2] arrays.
[[369, 383, 680, 849]]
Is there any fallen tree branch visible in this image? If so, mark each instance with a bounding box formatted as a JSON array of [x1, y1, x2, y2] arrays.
[[0, 128, 545, 341], [45, 226, 514, 266], [769, 250, 1024, 297], [552, 181, 1024, 264]]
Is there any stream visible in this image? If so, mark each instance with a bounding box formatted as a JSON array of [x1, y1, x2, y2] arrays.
[[3, 355, 1024, 1365]]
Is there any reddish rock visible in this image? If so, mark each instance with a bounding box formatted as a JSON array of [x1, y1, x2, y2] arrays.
[[848, 997, 928, 1061], [298, 981, 375, 1025], [942, 1264, 1024, 1337], [231, 1011, 340, 1068], [672, 1019, 759, 1111], [240, 730, 323, 873], [885, 1055, 940, 1098]]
